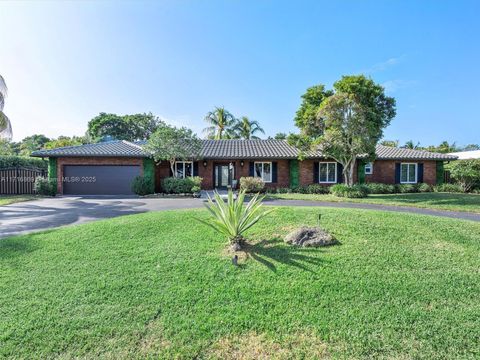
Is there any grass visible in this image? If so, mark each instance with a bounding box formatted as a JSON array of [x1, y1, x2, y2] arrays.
[[1, 207, 479, 359], [0, 195, 38, 206], [267, 192, 480, 213]]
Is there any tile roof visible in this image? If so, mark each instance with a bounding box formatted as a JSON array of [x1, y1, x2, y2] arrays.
[[375, 145, 457, 160], [31, 140, 149, 158], [31, 140, 457, 161]]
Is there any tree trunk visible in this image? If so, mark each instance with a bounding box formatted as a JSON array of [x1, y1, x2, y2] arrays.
[[170, 160, 176, 176]]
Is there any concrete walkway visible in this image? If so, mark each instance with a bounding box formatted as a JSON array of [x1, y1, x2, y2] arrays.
[[1, 196, 478, 239]]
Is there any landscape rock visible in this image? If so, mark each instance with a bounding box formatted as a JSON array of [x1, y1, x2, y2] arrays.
[[284, 226, 336, 247]]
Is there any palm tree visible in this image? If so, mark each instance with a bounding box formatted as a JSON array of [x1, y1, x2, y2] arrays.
[[203, 107, 236, 139], [0, 75, 12, 140], [233, 116, 265, 139], [404, 140, 421, 150]]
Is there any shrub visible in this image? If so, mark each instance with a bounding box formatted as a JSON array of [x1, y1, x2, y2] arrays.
[[433, 183, 464, 193], [291, 185, 308, 194], [162, 176, 203, 194], [448, 159, 480, 192], [131, 176, 154, 196], [34, 177, 57, 196], [306, 184, 330, 194], [0, 155, 47, 170], [365, 183, 395, 194], [395, 184, 418, 193], [239, 177, 265, 193], [330, 184, 368, 198], [417, 183, 432, 193], [198, 190, 273, 250], [276, 187, 292, 194]]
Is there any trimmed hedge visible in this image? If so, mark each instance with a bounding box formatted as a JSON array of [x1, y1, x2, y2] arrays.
[[34, 177, 57, 196], [239, 177, 265, 193], [131, 175, 154, 196], [0, 156, 47, 169], [330, 184, 369, 198], [162, 177, 202, 194]]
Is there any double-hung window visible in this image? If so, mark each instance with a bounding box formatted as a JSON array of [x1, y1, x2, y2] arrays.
[[400, 163, 417, 183], [365, 162, 373, 175], [175, 161, 193, 179], [319, 162, 337, 183], [254, 162, 272, 183]]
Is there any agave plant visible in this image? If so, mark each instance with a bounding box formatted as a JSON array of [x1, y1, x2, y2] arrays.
[[199, 189, 272, 250]]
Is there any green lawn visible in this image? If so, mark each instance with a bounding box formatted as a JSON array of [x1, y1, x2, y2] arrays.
[[0, 195, 38, 206], [1, 207, 479, 359], [267, 192, 480, 213]]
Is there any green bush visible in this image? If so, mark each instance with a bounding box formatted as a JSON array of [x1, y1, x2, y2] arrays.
[[364, 183, 396, 194], [239, 177, 265, 193], [131, 176, 154, 196], [276, 187, 292, 194], [448, 159, 480, 192], [433, 183, 464, 193], [291, 185, 308, 194], [34, 177, 57, 196], [0, 156, 47, 169], [395, 184, 418, 193], [162, 176, 203, 194], [330, 184, 368, 198], [306, 184, 330, 194], [417, 183, 432, 193]]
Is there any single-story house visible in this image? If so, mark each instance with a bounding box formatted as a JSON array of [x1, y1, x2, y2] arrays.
[[31, 140, 457, 195]]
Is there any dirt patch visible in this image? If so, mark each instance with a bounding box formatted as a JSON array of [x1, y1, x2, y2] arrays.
[[206, 330, 329, 359]]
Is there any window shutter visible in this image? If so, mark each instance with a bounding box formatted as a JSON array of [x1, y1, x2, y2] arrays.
[[313, 162, 319, 183], [272, 162, 278, 183], [249, 162, 255, 176], [337, 163, 343, 184], [418, 163, 424, 183], [193, 162, 199, 177], [395, 163, 401, 184]]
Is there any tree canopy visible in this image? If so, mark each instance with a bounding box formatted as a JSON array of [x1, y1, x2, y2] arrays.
[[87, 112, 162, 142], [294, 85, 334, 137], [145, 122, 202, 174], [203, 107, 237, 139], [232, 116, 265, 139], [0, 75, 12, 140]]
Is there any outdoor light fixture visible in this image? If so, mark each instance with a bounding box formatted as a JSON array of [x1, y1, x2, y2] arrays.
[[240, 160, 244, 167], [203, 160, 207, 167]]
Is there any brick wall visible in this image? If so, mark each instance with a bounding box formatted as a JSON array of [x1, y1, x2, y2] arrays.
[[155, 159, 290, 190], [365, 160, 438, 185], [56, 157, 143, 194]]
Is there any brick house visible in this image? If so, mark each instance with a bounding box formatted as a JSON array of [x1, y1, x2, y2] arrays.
[[31, 140, 457, 195]]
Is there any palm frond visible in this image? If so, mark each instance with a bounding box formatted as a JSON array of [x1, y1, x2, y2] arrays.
[[0, 111, 12, 140]]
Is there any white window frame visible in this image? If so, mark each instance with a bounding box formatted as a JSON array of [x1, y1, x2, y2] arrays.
[[254, 162, 272, 183], [175, 161, 193, 179], [400, 163, 418, 184], [319, 162, 337, 183], [365, 162, 373, 175]]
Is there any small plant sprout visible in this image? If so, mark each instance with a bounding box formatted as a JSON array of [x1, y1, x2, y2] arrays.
[[198, 189, 273, 251]]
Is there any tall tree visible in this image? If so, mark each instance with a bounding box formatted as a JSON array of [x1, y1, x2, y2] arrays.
[[380, 140, 399, 147], [294, 85, 334, 137], [145, 123, 202, 174], [404, 140, 421, 149], [311, 75, 396, 185], [44, 135, 88, 149], [88, 112, 162, 142], [233, 116, 265, 139], [0, 75, 12, 140], [203, 107, 236, 139], [274, 132, 287, 140], [18, 134, 51, 156], [0, 139, 16, 155]]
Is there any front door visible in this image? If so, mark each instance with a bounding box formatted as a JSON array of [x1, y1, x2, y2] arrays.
[[215, 164, 233, 189]]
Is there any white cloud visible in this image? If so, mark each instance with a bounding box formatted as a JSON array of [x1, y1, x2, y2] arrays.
[[363, 55, 406, 74], [382, 79, 417, 93]]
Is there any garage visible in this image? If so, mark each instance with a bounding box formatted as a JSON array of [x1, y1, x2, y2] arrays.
[[63, 165, 141, 195]]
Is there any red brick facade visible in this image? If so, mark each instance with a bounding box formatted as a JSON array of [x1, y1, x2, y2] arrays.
[[365, 160, 437, 185], [55, 157, 440, 194], [56, 157, 143, 194]]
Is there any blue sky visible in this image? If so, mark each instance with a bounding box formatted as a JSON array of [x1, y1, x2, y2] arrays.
[[1, 0, 479, 146]]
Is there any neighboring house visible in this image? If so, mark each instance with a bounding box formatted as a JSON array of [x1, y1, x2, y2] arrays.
[[31, 140, 457, 195], [447, 150, 480, 160]]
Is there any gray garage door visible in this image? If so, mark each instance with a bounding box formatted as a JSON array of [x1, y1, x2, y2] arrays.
[[63, 165, 141, 195]]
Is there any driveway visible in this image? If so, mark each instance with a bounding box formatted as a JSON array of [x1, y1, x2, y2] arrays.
[[1, 196, 479, 239], [0, 196, 205, 238]]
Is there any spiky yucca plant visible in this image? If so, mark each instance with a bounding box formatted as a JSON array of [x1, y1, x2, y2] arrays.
[[199, 189, 272, 250]]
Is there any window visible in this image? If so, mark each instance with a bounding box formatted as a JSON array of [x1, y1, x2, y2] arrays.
[[400, 163, 417, 183], [319, 162, 337, 183], [365, 162, 373, 175], [254, 162, 272, 183], [175, 161, 193, 179]]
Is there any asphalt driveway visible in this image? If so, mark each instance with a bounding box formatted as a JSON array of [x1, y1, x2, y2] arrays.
[[1, 196, 479, 239]]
